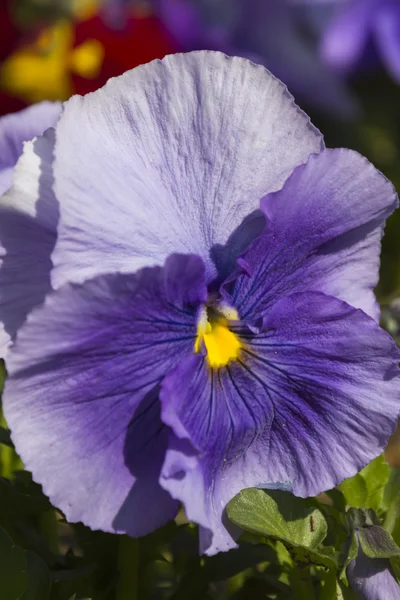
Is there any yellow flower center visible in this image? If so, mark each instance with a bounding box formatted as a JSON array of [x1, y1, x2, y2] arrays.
[[195, 307, 241, 368]]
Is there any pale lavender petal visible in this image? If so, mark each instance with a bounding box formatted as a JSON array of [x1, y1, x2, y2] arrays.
[[0, 102, 61, 357], [0, 130, 59, 358], [225, 148, 397, 322], [50, 51, 323, 288], [0, 102, 61, 195], [160, 292, 400, 554], [4, 254, 206, 535]]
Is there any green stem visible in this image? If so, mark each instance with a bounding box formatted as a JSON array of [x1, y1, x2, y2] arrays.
[[116, 535, 140, 600], [0, 441, 13, 478], [0, 412, 13, 479]]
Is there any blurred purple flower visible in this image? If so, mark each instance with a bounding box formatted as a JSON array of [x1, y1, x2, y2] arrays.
[[117, 0, 357, 116], [320, 0, 400, 82], [2, 52, 400, 554], [348, 546, 400, 599]]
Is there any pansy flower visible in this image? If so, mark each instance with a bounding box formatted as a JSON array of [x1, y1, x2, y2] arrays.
[[2, 52, 400, 554]]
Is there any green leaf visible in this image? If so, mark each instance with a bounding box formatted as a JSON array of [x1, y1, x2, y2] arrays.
[[274, 539, 292, 567], [337, 580, 360, 600], [345, 507, 367, 530], [390, 558, 400, 585], [339, 455, 390, 510], [362, 455, 390, 495], [361, 455, 390, 510], [227, 488, 327, 550], [384, 468, 400, 510], [383, 468, 400, 535], [318, 569, 339, 600], [339, 474, 368, 508], [0, 527, 53, 600], [358, 525, 400, 559], [291, 545, 338, 570], [21, 551, 51, 600], [338, 533, 358, 584], [0, 527, 28, 600], [364, 508, 382, 527]]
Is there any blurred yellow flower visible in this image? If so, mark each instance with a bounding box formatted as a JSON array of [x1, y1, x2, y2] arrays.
[[0, 16, 104, 103]]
